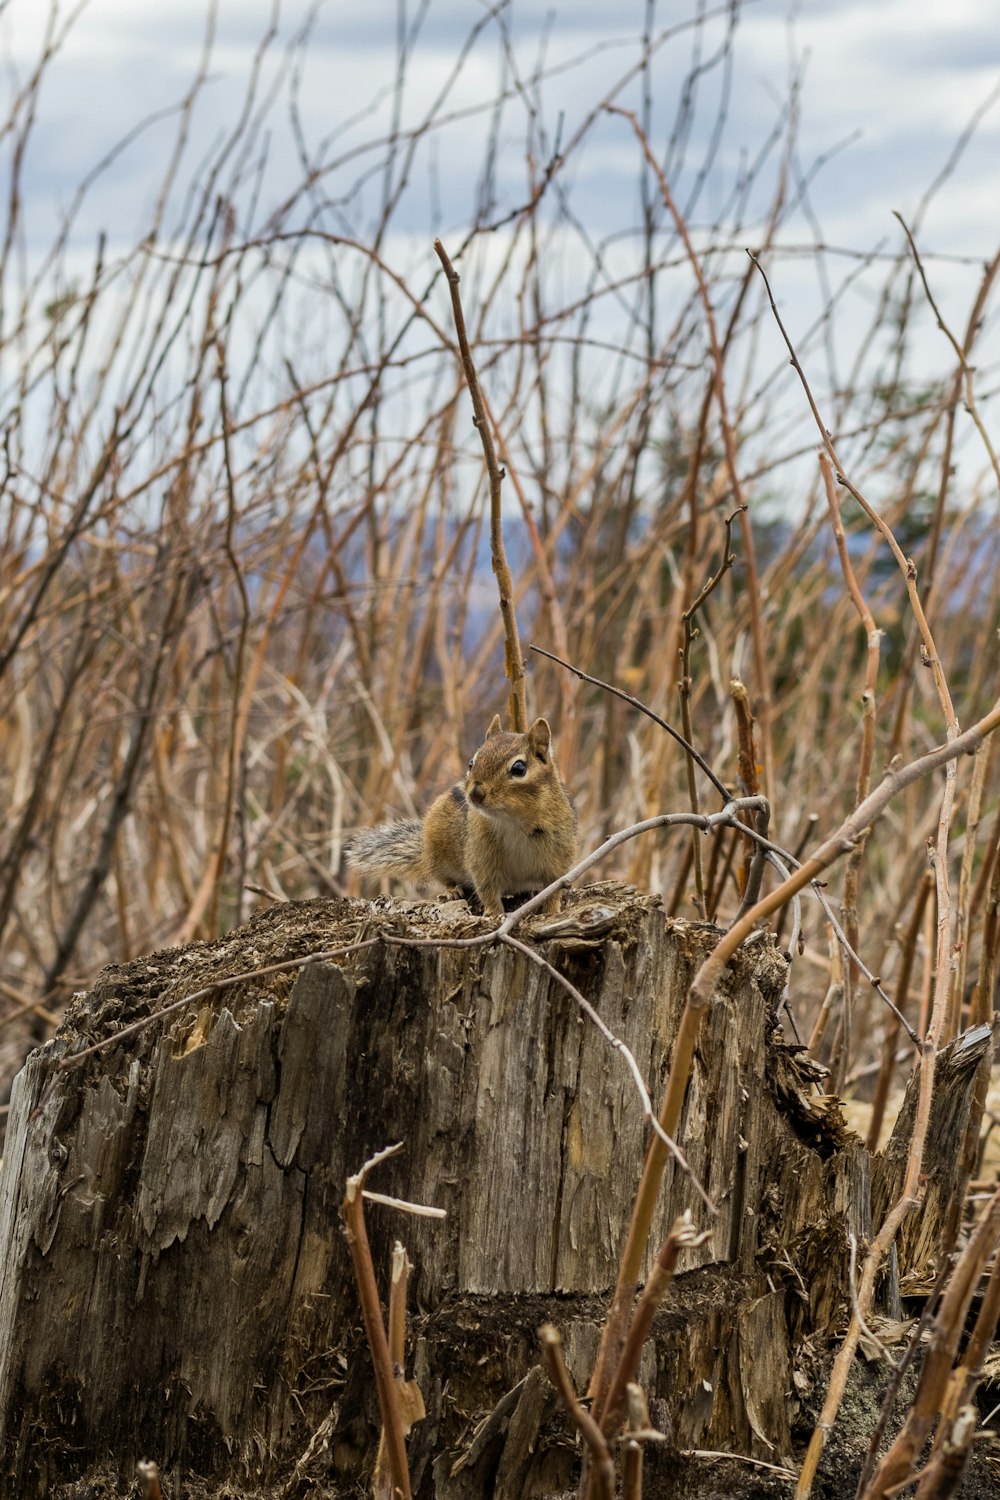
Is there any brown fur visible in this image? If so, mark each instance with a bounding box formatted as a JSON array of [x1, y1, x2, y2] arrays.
[[348, 715, 576, 917]]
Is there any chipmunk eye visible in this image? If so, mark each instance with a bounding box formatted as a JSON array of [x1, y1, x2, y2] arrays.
[[468, 757, 475, 771], [509, 759, 527, 778]]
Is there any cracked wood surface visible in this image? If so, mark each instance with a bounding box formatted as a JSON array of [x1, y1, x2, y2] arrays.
[[0, 886, 982, 1496]]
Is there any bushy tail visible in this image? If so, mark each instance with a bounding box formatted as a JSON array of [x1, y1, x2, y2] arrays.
[[347, 820, 424, 877]]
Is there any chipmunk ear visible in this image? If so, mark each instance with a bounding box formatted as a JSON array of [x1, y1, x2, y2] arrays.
[[486, 714, 503, 738], [527, 718, 551, 757]]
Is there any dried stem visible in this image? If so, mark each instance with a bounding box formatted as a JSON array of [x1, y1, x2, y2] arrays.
[[529, 643, 728, 801], [858, 1186, 1000, 1499], [748, 247, 975, 1495], [893, 212, 1000, 498], [594, 694, 1000, 1489], [207, 335, 251, 935], [750, 250, 957, 735], [135, 1461, 164, 1500], [621, 1385, 661, 1500], [679, 504, 744, 910], [729, 678, 762, 912], [540, 1323, 615, 1500], [911, 1406, 977, 1500], [867, 873, 932, 1150], [598, 1213, 707, 1440], [374, 1241, 425, 1497], [341, 1143, 413, 1500], [819, 449, 880, 1085], [434, 238, 527, 731], [609, 104, 775, 807]]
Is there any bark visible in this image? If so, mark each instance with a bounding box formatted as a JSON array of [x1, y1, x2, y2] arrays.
[[0, 886, 985, 1497], [871, 1021, 993, 1289]]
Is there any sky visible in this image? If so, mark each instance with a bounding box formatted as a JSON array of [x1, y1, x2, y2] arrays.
[[1, 0, 999, 499], [4, 1, 996, 240]]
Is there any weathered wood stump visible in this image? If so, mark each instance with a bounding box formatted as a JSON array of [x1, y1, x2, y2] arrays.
[[0, 885, 986, 1497]]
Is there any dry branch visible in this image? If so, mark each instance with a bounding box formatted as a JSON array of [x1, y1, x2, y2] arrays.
[[341, 1143, 413, 1500], [2, 15, 1000, 1495], [859, 1186, 1000, 1499], [541, 1324, 616, 1500], [434, 238, 527, 731], [608, 104, 774, 806]]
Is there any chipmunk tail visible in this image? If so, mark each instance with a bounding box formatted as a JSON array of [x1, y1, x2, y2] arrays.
[[347, 821, 424, 876]]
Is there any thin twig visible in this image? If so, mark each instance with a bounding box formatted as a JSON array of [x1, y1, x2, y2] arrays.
[[820, 449, 880, 1088], [341, 1143, 413, 1500], [529, 643, 728, 800], [893, 212, 1000, 497], [540, 1323, 616, 1500], [859, 1186, 1000, 1499], [207, 333, 251, 935], [679, 504, 746, 908], [683, 1450, 797, 1481], [501, 934, 716, 1214], [609, 104, 775, 807], [854, 1256, 952, 1500], [598, 1213, 709, 1438], [435, 238, 527, 730], [589, 691, 1000, 1439], [747, 249, 969, 1500]]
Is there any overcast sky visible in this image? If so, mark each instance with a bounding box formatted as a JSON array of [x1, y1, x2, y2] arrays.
[[5, 2, 998, 250], [2, 0, 999, 479]]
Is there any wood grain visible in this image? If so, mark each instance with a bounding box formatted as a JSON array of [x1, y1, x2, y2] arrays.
[[0, 887, 981, 1494]]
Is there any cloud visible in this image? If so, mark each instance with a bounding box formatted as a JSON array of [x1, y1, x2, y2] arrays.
[[2, 0, 998, 442], [4, 0, 997, 256]]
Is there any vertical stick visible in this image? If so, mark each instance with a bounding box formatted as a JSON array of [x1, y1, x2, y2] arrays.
[[341, 1145, 413, 1500], [434, 239, 528, 731]]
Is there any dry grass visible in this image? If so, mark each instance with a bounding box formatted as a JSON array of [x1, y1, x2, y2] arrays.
[[1, 6, 997, 1113], [2, 5, 1000, 1493]]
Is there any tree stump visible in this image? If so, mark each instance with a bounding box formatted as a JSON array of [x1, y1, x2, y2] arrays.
[[0, 885, 984, 1497]]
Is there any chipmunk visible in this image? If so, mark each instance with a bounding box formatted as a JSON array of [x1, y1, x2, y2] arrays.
[[348, 715, 576, 917]]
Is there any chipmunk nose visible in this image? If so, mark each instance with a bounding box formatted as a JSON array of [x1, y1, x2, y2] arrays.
[[468, 782, 486, 806]]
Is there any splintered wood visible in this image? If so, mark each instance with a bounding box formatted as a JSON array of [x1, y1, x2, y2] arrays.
[[0, 886, 983, 1496]]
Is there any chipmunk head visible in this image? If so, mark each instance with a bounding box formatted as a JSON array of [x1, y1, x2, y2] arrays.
[[465, 715, 554, 815]]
